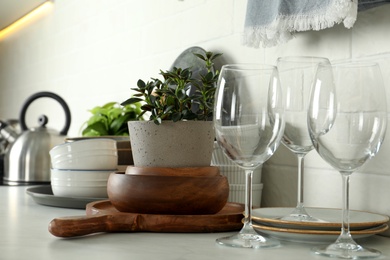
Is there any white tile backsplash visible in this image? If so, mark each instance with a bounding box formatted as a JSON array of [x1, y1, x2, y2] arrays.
[[1, 0, 390, 236]]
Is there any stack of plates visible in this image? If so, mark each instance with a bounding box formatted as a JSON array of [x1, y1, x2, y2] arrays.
[[251, 207, 389, 243]]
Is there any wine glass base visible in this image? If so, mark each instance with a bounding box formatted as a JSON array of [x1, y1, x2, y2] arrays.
[[312, 242, 381, 259], [279, 206, 327, 223], [279, 213, 327, 223], [216, 229, 280, 249]]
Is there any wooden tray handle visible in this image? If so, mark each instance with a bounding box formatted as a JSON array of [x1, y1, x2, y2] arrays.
[[48, 214, 138, 237]]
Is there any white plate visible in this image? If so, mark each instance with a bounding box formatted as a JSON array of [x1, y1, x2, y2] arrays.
[[253, 223, 388, 244], [252, 207, 389, 231]]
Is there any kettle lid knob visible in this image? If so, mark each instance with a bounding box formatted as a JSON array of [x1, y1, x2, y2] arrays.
[[38, 115, 48, 128]]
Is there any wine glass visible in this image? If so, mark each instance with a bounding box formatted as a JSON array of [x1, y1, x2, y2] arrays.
[[308, 61, 387, 258], [277, 56, 330, 222], [214, 64, 285, 248]]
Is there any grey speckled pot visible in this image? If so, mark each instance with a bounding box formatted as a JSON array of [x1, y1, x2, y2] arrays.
[[128, 121, 215, 167]]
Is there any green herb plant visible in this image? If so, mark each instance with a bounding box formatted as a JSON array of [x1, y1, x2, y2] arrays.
[[121, 50, 222, 125], [81, 102, 143, 136]]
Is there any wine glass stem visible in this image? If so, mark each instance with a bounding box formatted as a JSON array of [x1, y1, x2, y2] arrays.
[[297, 154, 305, 208], [340, 172, 351, 238], [243, 169, 253, 226]]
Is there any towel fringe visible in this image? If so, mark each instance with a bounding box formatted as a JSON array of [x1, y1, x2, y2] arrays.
[[243, 0, 358, 48]]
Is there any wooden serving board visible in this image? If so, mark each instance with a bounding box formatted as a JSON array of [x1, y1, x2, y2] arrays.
[[49, 200, 244, 237]]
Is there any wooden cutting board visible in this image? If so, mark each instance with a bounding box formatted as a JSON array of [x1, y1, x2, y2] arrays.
[[49, 200, 244, 237]]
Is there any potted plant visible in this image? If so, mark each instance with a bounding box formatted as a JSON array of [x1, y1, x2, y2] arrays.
[[121, 50, 222, 167], [78, 102, 143, 167], [81, 102, 143, 137]]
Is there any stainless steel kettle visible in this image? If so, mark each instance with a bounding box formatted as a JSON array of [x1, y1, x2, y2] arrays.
[[1, 92, 71, 185]]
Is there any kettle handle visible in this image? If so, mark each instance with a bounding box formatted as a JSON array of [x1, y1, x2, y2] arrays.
[[19, 91, 71, 136]]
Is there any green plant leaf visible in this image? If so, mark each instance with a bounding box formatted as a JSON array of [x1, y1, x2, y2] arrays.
[[204, 71, 214, 82], [82, 121, 109, 136], [164, 105, 174, 114], [210, 53, 223, 60], [172, 112, 182, 122], [137, 79, 146, 89], [82, 101, 143, 136], [121, 97, 143, 106], [110, 113, 131, 135], [102, 102, 116, 109], [86, 114, 108, 128], [193, 53, 206, 61], [141, 104, 153, 111], [177, 89, 186, 100], [154, 117, 162, 125]]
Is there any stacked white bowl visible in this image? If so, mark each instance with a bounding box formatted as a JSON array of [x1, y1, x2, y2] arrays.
[[49, 138, 118, 198], [211, 142, 263, 207]]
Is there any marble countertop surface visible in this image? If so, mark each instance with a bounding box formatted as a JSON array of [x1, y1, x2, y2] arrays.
[[1, 186, 390, 260]]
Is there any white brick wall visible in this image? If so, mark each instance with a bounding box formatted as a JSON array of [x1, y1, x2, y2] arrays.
[[1, 0, 390, 234]]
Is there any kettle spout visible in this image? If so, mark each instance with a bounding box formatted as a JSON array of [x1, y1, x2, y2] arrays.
[[0, 120, 18, 144]]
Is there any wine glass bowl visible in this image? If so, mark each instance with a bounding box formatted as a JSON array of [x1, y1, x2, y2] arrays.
[[308, 61, 387, 258], [277, 56, 331, 222], [214, 64, 285, 248]]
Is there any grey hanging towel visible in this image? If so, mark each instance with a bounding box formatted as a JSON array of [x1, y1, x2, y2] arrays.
[[358, 0, 390, 11], [243, 0, 359, 48]]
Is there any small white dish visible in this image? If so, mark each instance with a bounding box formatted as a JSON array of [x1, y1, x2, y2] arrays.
[[252, 207, 389, 231], [252, 223, 388, 244]]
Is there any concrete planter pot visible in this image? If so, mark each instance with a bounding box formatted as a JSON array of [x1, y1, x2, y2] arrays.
[[127, 121, 215, 167]]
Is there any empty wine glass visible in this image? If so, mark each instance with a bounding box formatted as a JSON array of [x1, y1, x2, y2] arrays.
[[214, 64, 285, 248], [308, 61, 387, 258], [277, 56, 330, 222]]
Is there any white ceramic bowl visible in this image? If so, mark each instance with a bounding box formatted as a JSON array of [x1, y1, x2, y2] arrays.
[[51, 179, 108, 186], [51, 184, 108, 198], [51, 168, 113, 181], [51, 152, 117, 170], [51, 150, 117, 165], [50, 169, 113, 198], [51, 148, 117, 158], [50, 138, 117, 156]]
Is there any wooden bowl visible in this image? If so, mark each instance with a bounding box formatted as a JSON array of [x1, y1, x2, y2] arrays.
[[107, 172, 229, 215], [125, 166, 220, 177]]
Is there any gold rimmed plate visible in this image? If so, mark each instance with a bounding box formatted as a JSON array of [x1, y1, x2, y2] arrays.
[[253, 223, 388, 244], [252, 207, 389, 231]]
